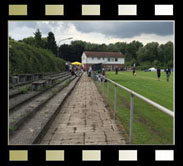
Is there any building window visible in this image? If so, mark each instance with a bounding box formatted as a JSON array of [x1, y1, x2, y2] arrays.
[[115, 58, 118, 61], [92, 57, 94, 60], [103, 57, 105, 60], [97, 57, 100, 60], [108, 58, 110, 61]]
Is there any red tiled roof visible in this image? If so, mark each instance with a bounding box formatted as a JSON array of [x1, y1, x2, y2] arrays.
[[84, 51, 125, 58]]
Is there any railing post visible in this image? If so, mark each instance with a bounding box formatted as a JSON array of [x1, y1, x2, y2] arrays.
[[114, 85, 117, 120], [102, 77, 104, 96], [129, 93, 134, 144], [107, 81, 109, 102], [100, 76, 102, 88]]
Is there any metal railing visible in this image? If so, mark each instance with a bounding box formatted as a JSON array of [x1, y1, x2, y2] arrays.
[[92, 72, 174, 144]]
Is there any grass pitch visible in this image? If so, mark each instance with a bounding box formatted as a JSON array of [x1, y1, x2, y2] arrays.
[[96, 71, 174, 144]]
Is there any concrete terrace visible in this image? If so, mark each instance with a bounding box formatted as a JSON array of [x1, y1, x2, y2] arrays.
[[41, 72, 127, 145]]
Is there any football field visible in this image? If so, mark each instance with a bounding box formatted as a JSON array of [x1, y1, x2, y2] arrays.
[[106, 71, 173, 110], [96, 71, 174, 144]]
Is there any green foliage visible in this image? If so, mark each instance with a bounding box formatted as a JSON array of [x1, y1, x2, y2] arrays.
[[58, 39, 173, 70], [136, 42, 173, 70], [18, 86, 30, 94], [9, 125, 15, 132], [34, 29, 42, 48], [59, 42, 85, 62], [47, 32, 57, 55], [9, 40, 65, 75], [10, 27, 173, 71], [125, 40, 143, 61], [22, 37, 36, 47]]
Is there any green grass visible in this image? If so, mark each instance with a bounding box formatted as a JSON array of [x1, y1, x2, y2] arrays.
[[95, 71, 174, 145], [106, 71, 173, 110], [18, 86, 31, 94]]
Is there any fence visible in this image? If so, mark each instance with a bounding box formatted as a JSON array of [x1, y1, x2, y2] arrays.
[[92, 71, 174, 144]]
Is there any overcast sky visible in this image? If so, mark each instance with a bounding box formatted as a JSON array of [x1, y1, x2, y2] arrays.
[[9, 21, 174, 45]]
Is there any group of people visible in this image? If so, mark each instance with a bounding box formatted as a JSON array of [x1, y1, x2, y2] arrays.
[[131, 66, 171, 82], [65, 62, 84, 77], [86, 64, 171, 83], [157, 68, 171, 82], [131, 67, 171, 82]]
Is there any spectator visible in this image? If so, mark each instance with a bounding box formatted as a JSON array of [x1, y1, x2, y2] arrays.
[[157, 68, 161, 81], [102, 68, 105, 76], [81, 66, 84, 73], [102, 68, 107, 82], [132, 67, 136, 76], [69, 64, 72, 73], [88, 66, 92, 77], [71, 67, 77, 77], [115, 67, 118, 75], [166, 68, 171, 82]]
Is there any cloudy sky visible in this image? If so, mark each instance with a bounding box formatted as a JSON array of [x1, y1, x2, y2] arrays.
[[9, 21, 174, 45]]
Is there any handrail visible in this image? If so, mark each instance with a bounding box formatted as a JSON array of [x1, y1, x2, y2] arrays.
[[93, 72, 174, 144], [99, 74, 174, 117]]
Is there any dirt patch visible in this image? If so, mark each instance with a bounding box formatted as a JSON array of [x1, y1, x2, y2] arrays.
[[101, 97, 129, 144], [118, 96, 130, 110], [135, 115, 163, 138]]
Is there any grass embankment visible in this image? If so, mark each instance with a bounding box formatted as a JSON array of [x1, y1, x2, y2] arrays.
[[96, 71, 173, 144], [9, 40, 65, 75]]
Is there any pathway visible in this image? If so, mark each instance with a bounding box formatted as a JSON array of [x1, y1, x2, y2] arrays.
[[40, 72, 126, 145]]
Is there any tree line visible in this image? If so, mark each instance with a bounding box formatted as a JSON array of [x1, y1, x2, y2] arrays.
[[14, 29, 173, 70], [59, 40, 173, 70]]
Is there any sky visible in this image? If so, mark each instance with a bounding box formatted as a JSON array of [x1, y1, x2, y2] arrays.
[[9, 21, 174, 45]]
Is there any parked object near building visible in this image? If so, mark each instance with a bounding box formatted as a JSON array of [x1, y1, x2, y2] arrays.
[[81, 51, 125, 71], [148, 67, 157, 72]]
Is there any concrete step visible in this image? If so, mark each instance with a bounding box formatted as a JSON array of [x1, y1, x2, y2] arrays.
[[9, 76, 74, 134], [9, 76, 80, 145], [9, 77, 74, 134], [9, 72, 71, 98], [9, 74, 72, 111]]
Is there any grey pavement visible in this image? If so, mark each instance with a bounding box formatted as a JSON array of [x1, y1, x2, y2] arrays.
[[40, 72, 126, 145]]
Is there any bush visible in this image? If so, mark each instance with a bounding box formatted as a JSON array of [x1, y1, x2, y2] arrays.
[[9, 40, 65, 75]]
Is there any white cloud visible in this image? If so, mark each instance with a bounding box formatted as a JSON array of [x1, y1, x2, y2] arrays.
[[9, 22, 35, 39], [107, 33, 174, 45], [9, 21, 174, 45]]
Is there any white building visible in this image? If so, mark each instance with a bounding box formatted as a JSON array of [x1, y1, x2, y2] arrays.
[[81, 51, 125, 70]]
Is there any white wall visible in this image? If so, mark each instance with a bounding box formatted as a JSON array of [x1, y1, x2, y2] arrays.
[[85, 57, 125, 64], [81, 53, 87, 64]]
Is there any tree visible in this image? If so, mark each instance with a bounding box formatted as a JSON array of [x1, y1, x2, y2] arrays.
[[42, 37, 48, 50], [115, 42, 128, 55], [125, 41, 143, 62], [34, 29, 43, 48], [59, 41, 85, 62], [58, 44, 71, 60], [137, 42, 159, 63], [158, 41, 173, 67], [47, 32, 57, 55]]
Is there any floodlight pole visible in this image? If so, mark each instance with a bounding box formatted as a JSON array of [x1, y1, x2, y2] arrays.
[[57, 37, 73, 57]]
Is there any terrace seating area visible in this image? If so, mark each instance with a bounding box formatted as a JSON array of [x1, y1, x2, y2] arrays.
[[10, 73, 44, 87], [32, 80, 47, 91]]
